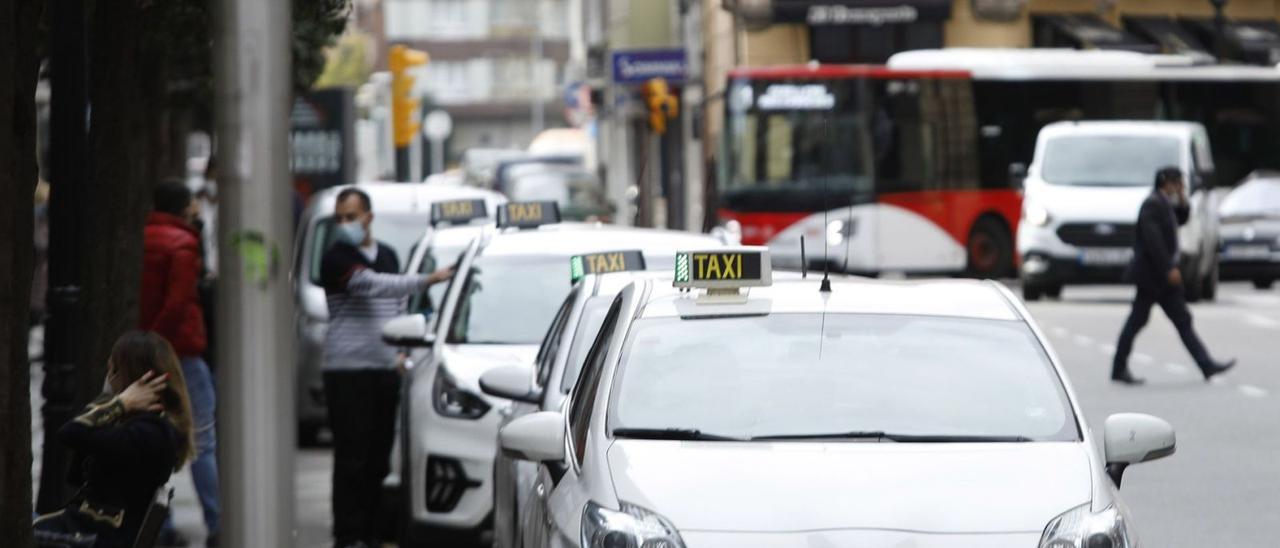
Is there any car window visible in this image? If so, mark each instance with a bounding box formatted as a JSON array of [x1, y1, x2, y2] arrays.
[[567, 297, 623, 466], [535, 290, 579, 389], [448, 255, 572, 344], [610, 314, 1078, 442], [1041, 135, 1181, 187], [560, 297, 615, 393], [409, 241, 470, 317], [307, 212, 431, 284]]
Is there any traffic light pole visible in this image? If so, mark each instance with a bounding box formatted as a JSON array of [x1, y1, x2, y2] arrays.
[[214, 0, 295, 543]]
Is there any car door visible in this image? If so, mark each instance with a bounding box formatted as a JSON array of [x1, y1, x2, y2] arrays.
[[525, 297, 624, 548]]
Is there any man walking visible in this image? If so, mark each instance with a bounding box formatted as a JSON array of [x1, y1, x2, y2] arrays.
[[141, 180, 221, 546], [1112, 167, 1236, 385], [320, 188, 452, 548]]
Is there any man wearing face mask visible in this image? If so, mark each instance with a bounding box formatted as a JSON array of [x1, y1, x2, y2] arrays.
[[319, 187, 453, 548], [1111, 167, 1236, 385]]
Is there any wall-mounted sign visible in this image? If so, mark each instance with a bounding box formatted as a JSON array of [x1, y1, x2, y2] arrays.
[[611, 49, 687, 85], [772, 1, 951, 26], [291, 88, 355, 196], [757, 84, 836, 110]]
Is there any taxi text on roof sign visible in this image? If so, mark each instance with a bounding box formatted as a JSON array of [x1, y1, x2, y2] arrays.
[[673, 247, 772, 289], [570, 250, 646, 282], [431, 199, 488, 226], [497, 201, 561, 229]]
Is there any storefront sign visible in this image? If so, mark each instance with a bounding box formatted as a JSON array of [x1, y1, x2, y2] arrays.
[[291, 88, 354, 195], [612, 49, 687, 85], [772, 1, 951, 26]]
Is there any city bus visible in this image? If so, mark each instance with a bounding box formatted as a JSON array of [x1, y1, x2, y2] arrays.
[[717, 49, 1280, 278]]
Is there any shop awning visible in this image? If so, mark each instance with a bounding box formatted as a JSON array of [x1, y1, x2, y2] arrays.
[[1181, 18, 1280, 65], [1124, 16, 1210, 56], [1034, 14, 1158, 53], [771, 0, 953, 26]]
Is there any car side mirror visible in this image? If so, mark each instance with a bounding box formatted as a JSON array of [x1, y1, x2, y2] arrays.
[[1009, 163, 1028, 189], [381, 314, 436, 348], [479, 364, 542, 404], [499, 411, 565, 462], [1103, 413, 1176, 487]]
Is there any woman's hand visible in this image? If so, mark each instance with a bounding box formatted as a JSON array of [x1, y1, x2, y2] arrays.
[[118, 370, 168, 413]]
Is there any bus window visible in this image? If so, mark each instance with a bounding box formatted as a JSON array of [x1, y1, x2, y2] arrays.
[[873, 78, 979, 193]]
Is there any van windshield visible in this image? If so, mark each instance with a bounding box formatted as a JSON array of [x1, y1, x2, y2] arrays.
[[1041, 135, 1181, 187], [307, 213, 430, 284]]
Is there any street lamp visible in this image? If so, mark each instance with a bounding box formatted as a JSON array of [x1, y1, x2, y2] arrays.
[[1210, 0, 1228, 61]]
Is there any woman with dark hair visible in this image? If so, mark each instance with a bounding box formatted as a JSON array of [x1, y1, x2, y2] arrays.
[[36, 331, 195, 547]]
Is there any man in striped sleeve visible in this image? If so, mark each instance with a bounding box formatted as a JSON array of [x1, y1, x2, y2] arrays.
[[319, 188, 453, 548]]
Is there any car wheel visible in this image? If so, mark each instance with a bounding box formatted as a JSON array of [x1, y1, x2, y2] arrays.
[[966, 217, 1013, 279], [1254, 278, 1275, 290], [1201, 259, 1218, 301], [1022, 281, 1043, 302]]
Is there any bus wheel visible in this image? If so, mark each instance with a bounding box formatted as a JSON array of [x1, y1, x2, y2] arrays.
[[966, 217, 1012, 279]]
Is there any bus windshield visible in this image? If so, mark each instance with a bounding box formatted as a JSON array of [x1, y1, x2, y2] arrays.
[[1041, 135, 1181, 187]]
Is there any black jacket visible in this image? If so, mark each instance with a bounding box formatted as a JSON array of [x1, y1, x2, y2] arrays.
[[1130, 191, 1190, 292], [58, 397, 180, 548]]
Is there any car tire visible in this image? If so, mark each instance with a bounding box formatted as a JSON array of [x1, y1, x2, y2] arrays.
[[1022, 281, 1043, 302], [1201, 259, 1218, 301], [1045, 284, 1063, 300], [1254, 278, 1275, 290], [966, 217, 1013, 279]]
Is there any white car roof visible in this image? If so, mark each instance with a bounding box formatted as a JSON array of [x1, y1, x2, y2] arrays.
[[1039, 120, 1201, 138], [305, 182, 506, 217], [639, 278, 1020, 321], [480, 224, 724, 259], [888, 48, 1280, 81]]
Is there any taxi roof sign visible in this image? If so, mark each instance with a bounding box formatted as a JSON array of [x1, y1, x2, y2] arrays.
[[497, 201, 561, 229], [431, 199, 488, 226], [673, 247, 772, 289], [570, 250, 646, 283]]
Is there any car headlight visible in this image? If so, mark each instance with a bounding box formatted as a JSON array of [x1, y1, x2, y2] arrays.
[[1039, 503, 1134, 548], [432, 366, 491, 419], [1024, 203, 1052, 227], [582, 501, 686, 548]]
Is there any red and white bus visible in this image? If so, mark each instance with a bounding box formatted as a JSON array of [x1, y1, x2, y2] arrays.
[[717, 49, 1280, 278]]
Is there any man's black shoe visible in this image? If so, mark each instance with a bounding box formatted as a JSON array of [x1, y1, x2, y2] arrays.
[[1202, 359, 1237, 382], [1111, 371, 1146, 385]]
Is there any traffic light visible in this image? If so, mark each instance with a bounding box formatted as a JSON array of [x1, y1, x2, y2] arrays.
[[389, 45, 429, 147], [642, 78, 679, 135]]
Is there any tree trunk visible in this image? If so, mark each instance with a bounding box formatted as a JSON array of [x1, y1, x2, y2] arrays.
[[77, 0, 150, 406], [0, 0, 45, 543]]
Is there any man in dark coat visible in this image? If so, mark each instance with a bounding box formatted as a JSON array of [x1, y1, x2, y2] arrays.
[[1111, 167, 1236, 385]]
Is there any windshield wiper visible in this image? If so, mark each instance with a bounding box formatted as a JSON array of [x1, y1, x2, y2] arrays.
[[751, 431, 1033, 443], [612, 428, 745, 442]]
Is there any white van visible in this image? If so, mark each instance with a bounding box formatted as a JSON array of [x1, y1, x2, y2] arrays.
[[1018, 121, 1220, 301], [292, 182, 505, 444]]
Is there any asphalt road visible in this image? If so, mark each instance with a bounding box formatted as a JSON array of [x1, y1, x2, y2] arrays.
[[1023, 281, 1280, 547]]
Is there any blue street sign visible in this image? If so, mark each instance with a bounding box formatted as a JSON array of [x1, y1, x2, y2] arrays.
[[611, 49, 687, 85]]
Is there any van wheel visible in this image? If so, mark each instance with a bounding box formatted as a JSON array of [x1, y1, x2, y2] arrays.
[[967, 217, 1012, 279], [1201, 259, 1218, 301], [1022, 281, 1044, 302], [1045, 284, 1063, 300], [1254, 279, 1275, 290], [1183, 261, 1203, 303]]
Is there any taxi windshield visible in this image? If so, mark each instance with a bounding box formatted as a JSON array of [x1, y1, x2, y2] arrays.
[[610, 314, 1078, 441], [447, 256, 571, 345]]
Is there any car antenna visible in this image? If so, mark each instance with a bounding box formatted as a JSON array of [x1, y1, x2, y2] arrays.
[[819, 114, 832, 293], [800, 235, 808, 278]]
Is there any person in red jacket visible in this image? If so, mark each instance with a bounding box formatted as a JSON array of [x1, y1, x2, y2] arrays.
[[140, 180, 220, 547]]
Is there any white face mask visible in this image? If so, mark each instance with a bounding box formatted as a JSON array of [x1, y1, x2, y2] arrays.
[[336, 221, 367, 246]]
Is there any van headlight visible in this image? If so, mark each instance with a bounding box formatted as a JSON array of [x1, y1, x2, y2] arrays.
[[1024, 203, 1052, 227], [582, 501, 686, 548], [1039, 503, 1134, 548], [432, 366, 491, 419]]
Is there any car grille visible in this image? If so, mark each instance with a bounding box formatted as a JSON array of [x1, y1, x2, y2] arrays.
[[1057, 223, 1135, 247], [425, 456, 480, 513]]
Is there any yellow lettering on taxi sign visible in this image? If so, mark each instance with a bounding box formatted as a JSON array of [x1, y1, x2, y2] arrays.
[[431, 199, 487, 226], [498, 201, 561, 229], [674, 247, 771, 289]]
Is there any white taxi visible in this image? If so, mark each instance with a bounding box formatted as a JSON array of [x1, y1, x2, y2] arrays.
[[494, 247, 1177, 548], [381, 202, 725, 546]]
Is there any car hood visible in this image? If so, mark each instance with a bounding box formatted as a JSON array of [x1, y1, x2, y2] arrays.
[[441, 343, 538, 390], [607, 440, 1092, 534], [1026, 180, 1149, 223]]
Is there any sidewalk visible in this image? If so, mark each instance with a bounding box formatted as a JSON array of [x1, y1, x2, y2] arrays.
[[29, 326, 335, 547]]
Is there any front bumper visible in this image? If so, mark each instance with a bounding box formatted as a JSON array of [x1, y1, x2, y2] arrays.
[[1220, 259, 1280, 281], [679, 529, 1042, 547], [1020, 253, 1128, 286], [406, 381, 503, 530]]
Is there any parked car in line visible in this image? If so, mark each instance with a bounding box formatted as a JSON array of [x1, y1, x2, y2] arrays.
[[1218, 171, 1280, 289], [500, 164, 612, 222], [292, 183, 505, 445], [1018, 121, 1222, 301]]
